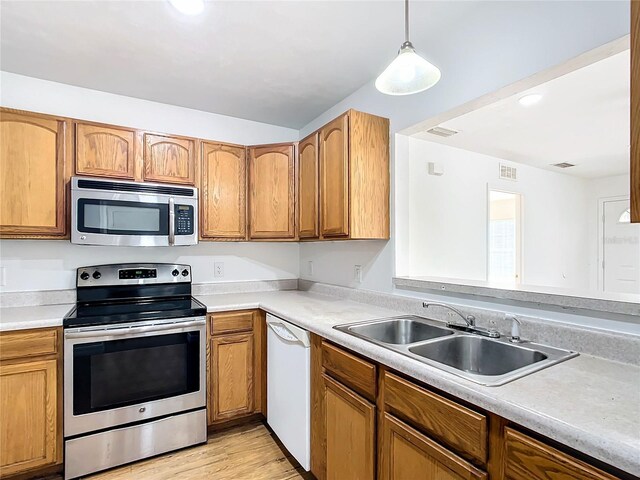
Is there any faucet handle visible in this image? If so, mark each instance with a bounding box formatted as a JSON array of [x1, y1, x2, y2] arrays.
[[466, 315, 476, 326], [507, 314, 522, 343]]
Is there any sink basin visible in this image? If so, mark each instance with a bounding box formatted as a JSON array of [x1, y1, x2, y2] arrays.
[[334, 316, 578, 386], [340, 316, 453, 345], [408, 335, 547, 376]]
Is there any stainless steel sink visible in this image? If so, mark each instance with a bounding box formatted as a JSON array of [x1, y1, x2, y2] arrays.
[[408, 335, 547, 376], [345, 317, 453, 345], [334, 317, 577, 386]]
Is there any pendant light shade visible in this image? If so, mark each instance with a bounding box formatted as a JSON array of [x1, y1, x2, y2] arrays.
[[375, 0, 441, 95]]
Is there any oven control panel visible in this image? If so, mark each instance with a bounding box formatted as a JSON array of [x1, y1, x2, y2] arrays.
[[175, 205, 194, 235], [77, 264, 191, 286], [119, 268, 157, 280]]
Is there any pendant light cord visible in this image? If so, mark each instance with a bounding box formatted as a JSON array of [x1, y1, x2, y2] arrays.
[[405, 0, 409, 43]]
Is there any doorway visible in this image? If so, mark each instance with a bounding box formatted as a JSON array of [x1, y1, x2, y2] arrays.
[[601, 197, 640, 293]]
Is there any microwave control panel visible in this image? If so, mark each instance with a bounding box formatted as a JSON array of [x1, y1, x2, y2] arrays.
[[175, 205, 194, 235]]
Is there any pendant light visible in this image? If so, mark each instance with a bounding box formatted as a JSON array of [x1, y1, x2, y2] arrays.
[[375, 0, 441, 96]]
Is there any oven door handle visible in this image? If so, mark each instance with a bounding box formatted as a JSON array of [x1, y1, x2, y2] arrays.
[[65, 320, 205, 339]]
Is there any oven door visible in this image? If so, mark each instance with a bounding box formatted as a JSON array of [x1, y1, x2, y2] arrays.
[[64, 317, 206, 437], [71, 178, 198, 247]]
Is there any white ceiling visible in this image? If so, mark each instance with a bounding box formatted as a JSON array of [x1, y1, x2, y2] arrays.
[[0, 0, 479, 128], [413, 49, 631, 179]]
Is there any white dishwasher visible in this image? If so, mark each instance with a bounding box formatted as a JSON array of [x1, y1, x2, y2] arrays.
[[266, 313, 311, 471]]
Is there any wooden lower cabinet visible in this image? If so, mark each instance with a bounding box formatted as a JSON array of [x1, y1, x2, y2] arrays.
[[380, 413, 486, 480], [209, 333, 255, 422], [0, 328, 62, 478], [311, 338, 627, 480], [503, 427, 619, 480], [207, 310, 265, 427], [323, 374, 375, 480]]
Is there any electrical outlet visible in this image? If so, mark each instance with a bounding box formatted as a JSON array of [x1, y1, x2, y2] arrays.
[[354, 265, 362, 283], [0, 267, 5, 286], [307, 261, 314, 276], [214, 262, 224, 278]]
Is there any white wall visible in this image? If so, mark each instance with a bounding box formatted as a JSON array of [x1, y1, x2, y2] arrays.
[[403, 138, 591, 290], [0, 241, 299, 292], [0, 72, 301, 292], [299, 0, 630, 296], [0, 72, 298, 145]]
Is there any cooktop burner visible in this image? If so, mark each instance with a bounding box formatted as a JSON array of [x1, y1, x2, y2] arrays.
[[64, 296, 207, 328]]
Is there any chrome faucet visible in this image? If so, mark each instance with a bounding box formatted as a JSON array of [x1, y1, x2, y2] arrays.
[[507, 314, 522, 343], [423, 302, 500, 338]]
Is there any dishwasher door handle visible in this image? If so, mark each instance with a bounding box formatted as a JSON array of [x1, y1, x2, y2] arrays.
[[267, 320, 310, 347]]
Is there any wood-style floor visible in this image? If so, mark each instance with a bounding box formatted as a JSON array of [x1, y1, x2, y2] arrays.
[[84, 422, 314, 480]]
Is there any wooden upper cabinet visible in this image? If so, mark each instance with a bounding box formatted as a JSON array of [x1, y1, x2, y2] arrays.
[[0, 110, 69, 238], [323, 374, 375, 480], [381, 414, 487, 480], [75, 122, 136, 179], [143, 133, 196, 185], [299, 133, 320, 238], [201, 142, 247, 239], [631, 0, 639, 223], [320, 113, 350, 237], [248, 144, 296, 239], [318, 110, 390, 240]]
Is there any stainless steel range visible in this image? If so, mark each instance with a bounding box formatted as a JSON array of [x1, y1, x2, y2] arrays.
[[63, 263, 207, 479]]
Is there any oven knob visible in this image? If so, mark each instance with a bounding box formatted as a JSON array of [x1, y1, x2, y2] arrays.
[[181, 269, 189, 277], [80, 272, 90, 280], [92, 271, 101, 279], [172, 269, 180, 277]]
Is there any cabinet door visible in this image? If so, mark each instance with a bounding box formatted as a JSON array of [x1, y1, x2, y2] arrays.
[[0, 110, 68, 237], [201, 142, 246, 239], [323, 374, 375, 480], [320, 113, 349, 237], [381, 414, 487, 480], [75, 122, 136, 179], [299, 133, 319, 238], [248, 144, 296, 239], [209, 333, 254, 423], [0, 359, 58, 476], [143, 133, 196, 185]]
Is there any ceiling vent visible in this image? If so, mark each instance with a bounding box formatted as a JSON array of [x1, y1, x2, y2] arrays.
[[499, 164, 518, 181], [552, 162, 576, 169], [426, 126, 459, 138]]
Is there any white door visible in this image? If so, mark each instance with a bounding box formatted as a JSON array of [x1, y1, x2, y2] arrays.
[[602, 199, 640, 294]]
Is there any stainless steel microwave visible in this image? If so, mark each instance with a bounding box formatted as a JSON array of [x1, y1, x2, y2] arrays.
[[71, 177, 198, 247]]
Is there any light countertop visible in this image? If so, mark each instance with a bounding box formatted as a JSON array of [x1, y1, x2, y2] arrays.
[[1, 290, 638, 476]]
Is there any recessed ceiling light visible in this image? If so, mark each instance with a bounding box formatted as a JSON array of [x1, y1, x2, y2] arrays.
[[518, 93, 543, 107], [168, 0, 204, 15]]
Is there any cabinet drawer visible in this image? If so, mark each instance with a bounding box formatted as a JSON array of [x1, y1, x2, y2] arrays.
[[322, 341, 376, 401], [209, 311, 255, 335], [0, 328, 59, 361], [383, 371, 488, 464], [503, 427, 619, 480], [381, 413, 487, 480]]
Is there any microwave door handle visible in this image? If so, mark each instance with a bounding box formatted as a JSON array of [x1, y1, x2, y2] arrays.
[[168, 197, 175, 246]]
